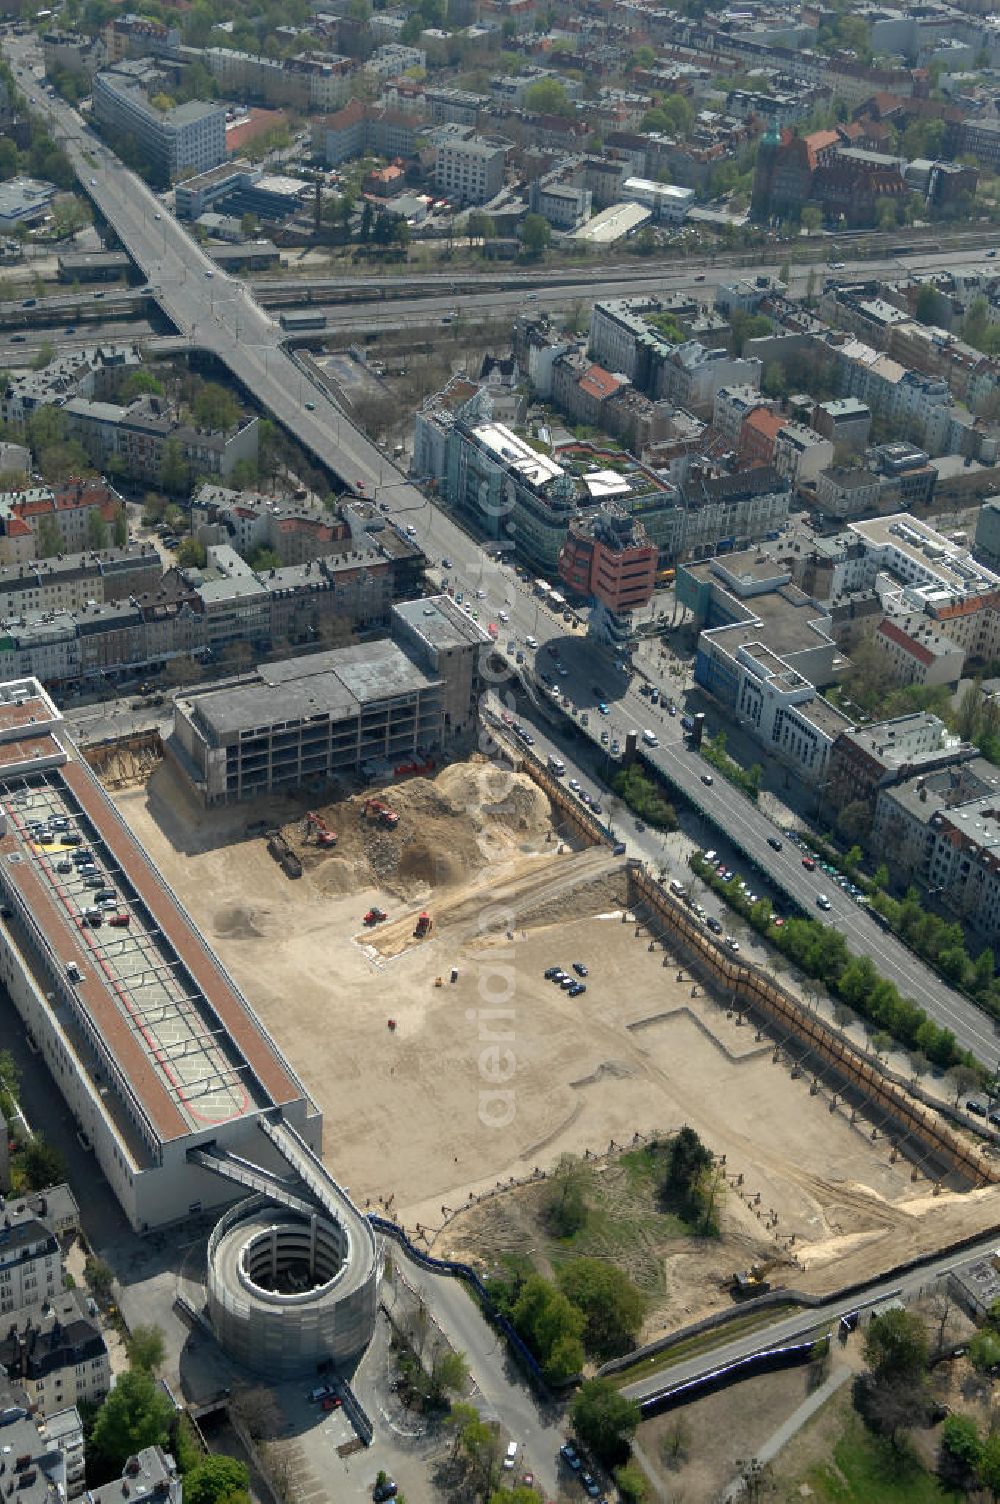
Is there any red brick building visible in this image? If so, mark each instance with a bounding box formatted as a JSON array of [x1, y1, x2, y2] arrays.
[[739, 407, 786, 469], [558, 503, 657, 615]]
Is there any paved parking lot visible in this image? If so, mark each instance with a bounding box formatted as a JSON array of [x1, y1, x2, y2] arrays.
[[269, 1313, 449, 1504]]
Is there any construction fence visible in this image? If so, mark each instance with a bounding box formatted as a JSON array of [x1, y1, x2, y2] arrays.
[[627, 863, 1000, 1191]]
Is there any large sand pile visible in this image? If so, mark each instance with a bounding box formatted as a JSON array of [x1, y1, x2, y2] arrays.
[[290, 758, 554, 899]]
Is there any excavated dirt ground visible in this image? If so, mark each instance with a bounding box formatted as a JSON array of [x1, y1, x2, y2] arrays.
[[112, 755, 1000, 1335]]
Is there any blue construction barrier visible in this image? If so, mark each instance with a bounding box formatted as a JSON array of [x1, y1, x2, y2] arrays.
[[369, 1215, 547, 1388], [638, 1334, 829, 1417]]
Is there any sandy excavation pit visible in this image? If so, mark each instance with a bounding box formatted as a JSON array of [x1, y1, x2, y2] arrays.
[[112, 754, 1000, 1319]]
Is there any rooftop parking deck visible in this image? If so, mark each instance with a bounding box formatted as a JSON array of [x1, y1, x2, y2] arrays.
[[0, 751, 304, 1149]]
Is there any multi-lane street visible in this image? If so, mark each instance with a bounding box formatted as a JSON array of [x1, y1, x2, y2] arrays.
[[438, 548, 1000, 1065], [10, 30, 1000, 1068]]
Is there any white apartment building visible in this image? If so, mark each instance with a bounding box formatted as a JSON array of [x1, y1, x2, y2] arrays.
[[815, 465, 883, 520], [434, 135, 506, 205], [713, 385, 775, 447], [658, 342, 763, 414], [0, 1292, 110, 1417], [366, 43, 426, 81], [93, 64, 225, 180], [848, 514, 1000, 609], [874, 613, 965, 688], [589, 297, 671, 384], [681, 549, 851, 782], [0, 1210, 61, 1316], [772, 422, 835, 488], [873, 758, 1000, 942]]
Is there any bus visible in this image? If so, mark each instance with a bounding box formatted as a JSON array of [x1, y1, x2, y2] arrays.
[[549, 590, 566, 610], [534, 578, 552, 599]]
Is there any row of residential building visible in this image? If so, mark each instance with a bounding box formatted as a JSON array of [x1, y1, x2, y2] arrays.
[[678, 510, 1000, 802], [0, 347, 259, 501], [0, 510, 421, 688], [414, 380, 791, 576]]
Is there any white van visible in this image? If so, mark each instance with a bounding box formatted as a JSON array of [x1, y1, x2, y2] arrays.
[[642, 729, 659, 747]]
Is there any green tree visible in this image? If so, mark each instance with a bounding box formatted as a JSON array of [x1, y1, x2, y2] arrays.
[[192, 382, 239, 432], [939, 1413, 982, 1491], [228, 458, 258, 491], [0, 138, 18, 181], [428, 1347, 468, 1405], [91, 1368, 173, 1472], [21, 1135, 66, 1189], [185, 1455, 250, 1504], [861, 1308, 929, 1445], [520, 213, 551, 256], [964, 294, 989, 351], [142, 491, 167, 524], [176, 538, 207, 569], [466, 209, 494, 246], [660, 1125, 712, 1210], [120, 370, 164, 402], [159, 437, 190, 495], [915, 283, 946, 326], [570, 1378, 641, 1469], [36, 513, 63, 558], [981, 1434, 1000, 1501], [451, 1407, 504, 1496], [801, 204, 822, 233], [969, 1325, 1000, 1373], [86, 507, 109, 551], [31, 340, 55, 371], [614, 1461, 648, 1503], [112, 505, 128, 547], [557, 1259, 645, 1360], [642, 93, 693, 137], [729, 309, 773, 355], [85, 1255, 115, 1303], [544, 1153, 588, 1237], [126, 1325, 165, 1373], [522, 78, 572, 115], [511, 1275, 585, 1383]]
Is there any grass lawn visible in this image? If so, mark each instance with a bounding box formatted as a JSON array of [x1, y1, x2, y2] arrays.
[[793, 1409, 962, 1503]]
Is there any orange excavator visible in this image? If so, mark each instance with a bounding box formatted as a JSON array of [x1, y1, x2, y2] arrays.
[[362, 797, 399, 830], [414, 911, 432, 939], [304, 811, 338, 848]]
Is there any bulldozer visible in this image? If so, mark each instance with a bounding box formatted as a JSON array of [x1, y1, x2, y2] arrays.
[[413, 911, 433, 939], [303, 811, 338, 848], [730, 1263, 773, 1300], [363, 907, 388, 926], [362, 797, 399, 830]]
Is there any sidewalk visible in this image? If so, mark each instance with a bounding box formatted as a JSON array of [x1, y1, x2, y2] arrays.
[[721, 1363, 852, 1501]]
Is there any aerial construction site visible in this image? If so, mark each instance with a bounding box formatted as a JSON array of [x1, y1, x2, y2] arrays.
[[111, 747, 1000, 1345]]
